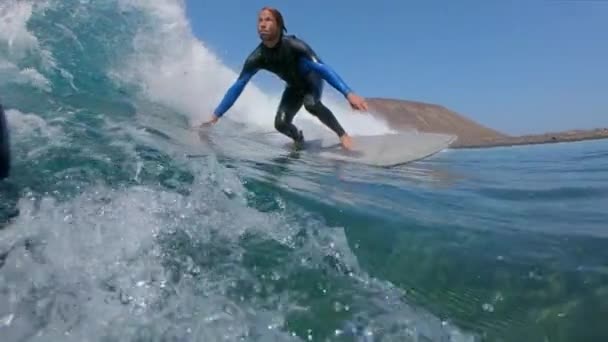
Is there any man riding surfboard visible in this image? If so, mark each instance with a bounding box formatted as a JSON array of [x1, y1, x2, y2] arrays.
[[197, 6, 368, 150]]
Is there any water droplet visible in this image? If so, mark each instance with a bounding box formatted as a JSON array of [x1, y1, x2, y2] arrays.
[[0, 314, 14, 327], [223, 188, 234, 198], [119, 291, 130, 304]]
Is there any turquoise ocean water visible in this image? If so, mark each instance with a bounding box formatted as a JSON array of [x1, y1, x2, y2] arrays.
[[1, 1, 607, 341]]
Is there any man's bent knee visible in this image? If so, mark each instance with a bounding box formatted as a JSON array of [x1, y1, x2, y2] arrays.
[[304, 103, 322, 116], [304, 102, 346, 137]]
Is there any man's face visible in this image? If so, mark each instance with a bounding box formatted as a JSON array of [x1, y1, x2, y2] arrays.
[[257, 9, 279, 42]]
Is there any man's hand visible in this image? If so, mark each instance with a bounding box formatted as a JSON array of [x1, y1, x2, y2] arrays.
[[203, 114, 219, 126], [192, 114, 219, 129], [346, 93, 368, 111]]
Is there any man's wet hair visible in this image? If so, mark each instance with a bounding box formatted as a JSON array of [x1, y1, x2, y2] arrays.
[[260, 7, 287, 35]]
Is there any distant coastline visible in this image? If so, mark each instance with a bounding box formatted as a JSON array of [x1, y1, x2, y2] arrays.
[[451, 128, 608, 149], [366, 97, 608, 149]]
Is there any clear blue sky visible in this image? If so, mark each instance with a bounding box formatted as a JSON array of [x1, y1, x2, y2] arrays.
[[185, 0, 607, 135]]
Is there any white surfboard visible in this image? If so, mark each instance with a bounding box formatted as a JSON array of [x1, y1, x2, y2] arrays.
[[266, 131, 457, 167]]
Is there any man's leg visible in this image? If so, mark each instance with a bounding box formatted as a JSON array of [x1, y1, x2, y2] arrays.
[[275, 86, 304, 143], [302, 82, 347, 138], [301, 76, 353, 149], [303, 99, 347, 138]]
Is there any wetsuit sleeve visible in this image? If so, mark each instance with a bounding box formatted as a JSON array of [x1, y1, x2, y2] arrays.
[[299, 58, 353, 97], [213, 51, 260, 117], [290, 37, 353, 97]]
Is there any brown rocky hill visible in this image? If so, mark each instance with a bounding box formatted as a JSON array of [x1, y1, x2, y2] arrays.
[[366, 97, 608, 148]]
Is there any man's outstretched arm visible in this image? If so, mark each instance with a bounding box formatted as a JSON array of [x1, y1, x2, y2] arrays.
[[299, 57, 368, 111], [289, 37, 354, 98], [213, 69, 257, 117], [299, 58, 352, 97]]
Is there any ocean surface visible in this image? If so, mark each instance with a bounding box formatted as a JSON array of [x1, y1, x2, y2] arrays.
[[1, 1, 607, 341]]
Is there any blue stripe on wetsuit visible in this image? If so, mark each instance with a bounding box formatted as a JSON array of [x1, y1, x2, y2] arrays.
[[298, 58, 352, 97], [213, 70, 256, 117]]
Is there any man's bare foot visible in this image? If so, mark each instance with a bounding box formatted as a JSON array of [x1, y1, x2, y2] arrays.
[[340, 134, 353, 150]]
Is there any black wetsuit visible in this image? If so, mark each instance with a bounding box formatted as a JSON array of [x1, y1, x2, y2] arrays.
[[213, 34, 354, 142]]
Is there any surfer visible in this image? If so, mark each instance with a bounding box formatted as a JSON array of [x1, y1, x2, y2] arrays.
[[197, 6, 368, 150]]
